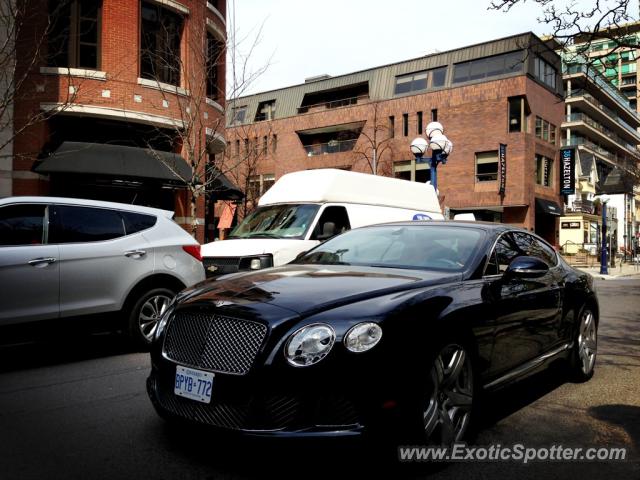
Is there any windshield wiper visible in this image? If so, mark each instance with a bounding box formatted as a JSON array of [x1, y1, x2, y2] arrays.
[[246, 233, 283, 239]]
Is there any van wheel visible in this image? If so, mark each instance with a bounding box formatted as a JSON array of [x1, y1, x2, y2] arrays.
[[127, 288, 175, 347]]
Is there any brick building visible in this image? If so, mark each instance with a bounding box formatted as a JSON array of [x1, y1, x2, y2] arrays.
[[5, 0, 234, 241], [224, 33, 565, 245]]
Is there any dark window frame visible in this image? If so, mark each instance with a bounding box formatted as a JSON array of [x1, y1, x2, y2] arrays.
[[47, 0, 102, 69], [0, 203, 48, 246], [140, 1, 184, 86], [475, 150, 499, 182]]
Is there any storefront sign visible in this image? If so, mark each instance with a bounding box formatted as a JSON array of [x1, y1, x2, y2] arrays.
[[560, 148, 575, 195], [561, 221, 581, 229], [499, 143, 506, 195]]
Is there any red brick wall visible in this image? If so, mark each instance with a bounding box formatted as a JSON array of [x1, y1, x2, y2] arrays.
[[12, 0, 227, 242], [224, 76, 564, 234]]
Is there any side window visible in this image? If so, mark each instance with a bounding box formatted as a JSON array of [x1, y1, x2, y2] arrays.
[[484, 249, 499, 276], [529, 236, 558, 266], [50, 206, 125, 243], [311, 206, 351, 241], [494, 234, 522, 273], [122, 211, 157, 235], [0, 204, 46, 246], [512, 231, 557, 266]]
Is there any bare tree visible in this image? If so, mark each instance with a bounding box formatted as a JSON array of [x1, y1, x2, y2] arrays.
[[352, 101, 395, 176], [0, 0, 84, 160], [138, 2, 272, 237], [488, 0, 637, 63]]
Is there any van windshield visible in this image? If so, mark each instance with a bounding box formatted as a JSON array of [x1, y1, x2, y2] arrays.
[[229, 204, 320, 239]]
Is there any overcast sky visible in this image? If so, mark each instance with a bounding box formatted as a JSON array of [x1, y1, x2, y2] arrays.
[[228, 0, 558, 95]]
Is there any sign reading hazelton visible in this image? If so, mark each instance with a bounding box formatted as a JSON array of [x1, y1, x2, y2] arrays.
[[560, 148, 575, 195], [499, 144, 507, 195]]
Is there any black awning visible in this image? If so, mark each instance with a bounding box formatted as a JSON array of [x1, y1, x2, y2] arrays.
[[535, 198, 562, 216], [207, 166, 244, 201], [35, 142, 192, 183]]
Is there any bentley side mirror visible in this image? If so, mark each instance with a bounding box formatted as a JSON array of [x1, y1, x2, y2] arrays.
[[504, 256, 549, 278]]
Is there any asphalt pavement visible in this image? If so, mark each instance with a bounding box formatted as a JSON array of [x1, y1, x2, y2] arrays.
[[0, 278, 638, 480]]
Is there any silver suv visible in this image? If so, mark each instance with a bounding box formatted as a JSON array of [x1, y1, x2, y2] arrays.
[[0, 197, 205, 345]]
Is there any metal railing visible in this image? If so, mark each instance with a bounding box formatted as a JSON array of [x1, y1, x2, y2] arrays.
[[297, 95, 369, 114], [565, 112, 638, 152], [564, 62, 640, 119], [567, 200, 595, 214], [570, 93, 640, 142], [303, 139, 357, 156]]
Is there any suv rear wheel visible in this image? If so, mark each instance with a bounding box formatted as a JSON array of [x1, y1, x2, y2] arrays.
[[128, 288, 176, 347]]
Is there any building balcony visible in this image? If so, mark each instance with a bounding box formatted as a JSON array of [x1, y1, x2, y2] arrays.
[[303, 139, 357, 156], [567, 199, 595, 214], [566, 93, 640, 142], [563, 113, 640, 158], [297, 95, 370, 114]]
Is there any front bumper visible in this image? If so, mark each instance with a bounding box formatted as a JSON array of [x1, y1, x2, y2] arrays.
[[147, 344, 405, 438]]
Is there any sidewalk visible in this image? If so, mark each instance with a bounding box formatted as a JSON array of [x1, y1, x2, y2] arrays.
[[577, 261, 640, 280]]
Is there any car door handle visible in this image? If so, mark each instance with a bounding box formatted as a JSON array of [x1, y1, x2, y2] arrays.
[[28, 257, 57, 266], [124, 249, 147, 258]]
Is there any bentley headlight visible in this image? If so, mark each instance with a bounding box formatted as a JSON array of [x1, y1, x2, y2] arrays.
[[285, 324, 335, 367], [344, 322, 382, 353]]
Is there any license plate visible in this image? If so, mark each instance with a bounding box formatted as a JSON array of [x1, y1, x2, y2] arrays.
[[174, 366, 214, 404]]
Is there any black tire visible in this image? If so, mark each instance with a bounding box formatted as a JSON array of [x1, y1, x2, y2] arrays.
[[568, 305, 598, 382], [403, 336, 478, 447], [127, 287, 176, 348]]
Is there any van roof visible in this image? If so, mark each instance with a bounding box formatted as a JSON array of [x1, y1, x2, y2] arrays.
[[258, 169, 441, 213]]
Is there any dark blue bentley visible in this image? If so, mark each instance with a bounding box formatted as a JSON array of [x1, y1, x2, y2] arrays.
[[147, 221, 598, 446]]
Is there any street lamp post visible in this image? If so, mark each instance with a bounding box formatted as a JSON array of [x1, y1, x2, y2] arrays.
[[410, 122, 453, 192], [600, 195, 610, 275]]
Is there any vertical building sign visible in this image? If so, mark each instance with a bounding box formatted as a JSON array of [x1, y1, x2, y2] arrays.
[[499, 143, 507, 195], [560, 148, 575, 195]]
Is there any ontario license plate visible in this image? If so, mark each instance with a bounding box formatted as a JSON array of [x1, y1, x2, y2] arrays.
[[174, 366, 214, 404]]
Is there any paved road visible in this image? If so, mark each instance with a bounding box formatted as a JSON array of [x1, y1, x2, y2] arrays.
[[0, 279, 638, 480]]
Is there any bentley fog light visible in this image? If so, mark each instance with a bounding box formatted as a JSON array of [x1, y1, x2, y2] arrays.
[[285, 324, 335, 367], [344, 322, 382, 353]]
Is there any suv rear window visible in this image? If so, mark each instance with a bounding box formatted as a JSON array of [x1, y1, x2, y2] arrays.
[[50, 205, 125, 243], [0, 204, 46, 246], [122, 211, 157, 235]]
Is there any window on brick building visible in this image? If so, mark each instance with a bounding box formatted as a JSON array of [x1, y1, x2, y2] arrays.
[[431, 109, 438, 122], [417, 111, 423, 135], [140, 1, 183, 86], [394, 160, 429, 183], [508, 96, 529, 133], [535, 116, 555, 144], [262, 136, 268, 155], [535, 154, 553, 187], [394, 71, 428, 95], [402, 113, 408, 137], [388, 116, 395, 138], [272, 134, 278, 153], [248, 173, 275, 200], [255, 100, 276, 122], [206, 32, 224, 101], [453, 50, 523, 84], [475, 151, 499, 182], [232, 106, 247, 125], [47, 0, 102, 69]]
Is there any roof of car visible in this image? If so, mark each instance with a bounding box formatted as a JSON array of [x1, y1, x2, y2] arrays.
[[367, 220, 515, 231], [0, 196, 174, 218]]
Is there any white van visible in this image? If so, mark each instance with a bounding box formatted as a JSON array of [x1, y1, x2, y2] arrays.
[[201, 169, 443, 277]]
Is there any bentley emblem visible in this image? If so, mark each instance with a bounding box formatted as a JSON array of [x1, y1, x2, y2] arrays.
[[207, 265, 218, 273]]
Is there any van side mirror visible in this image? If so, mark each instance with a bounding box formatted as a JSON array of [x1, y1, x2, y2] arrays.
[[504, 256, 549, 279], [317, 221, 336, 241]]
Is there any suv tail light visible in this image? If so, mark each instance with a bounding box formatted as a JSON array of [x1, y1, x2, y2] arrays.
[[182, 245, 203, 262]]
